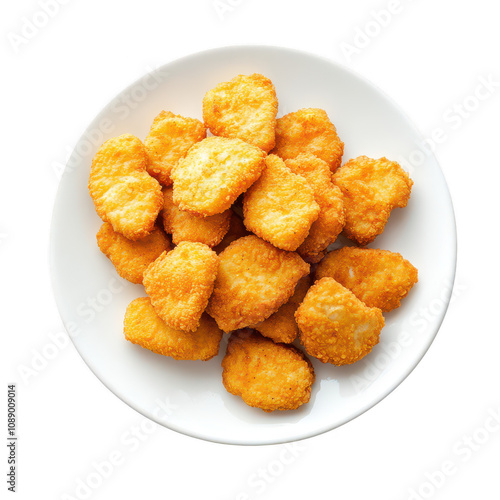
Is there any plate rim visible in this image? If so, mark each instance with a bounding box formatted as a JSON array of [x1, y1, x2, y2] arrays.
[[49, 44, 457, 446]]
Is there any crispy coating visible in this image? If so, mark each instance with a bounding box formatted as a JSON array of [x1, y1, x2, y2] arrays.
[[285, 153, 345, 262], [124, 298, 222, 361], [144, 111, 206, 186], [143, 242, 218, 332], [206, 235, 310, 332], [213, 212, 250, 254], [252, 276, 311, 344], [243, 155, 320, 251], [96, 222, 170, 284], [203, 73, 278, 152], [333, 156, 413, 245], [316, 247, 418, 312], [221, 330, 315, 412], [162, 187, 231, 247], [172, 137, 266, 216], [295, 277, 385, 365], [88, 134, 163, 240], [272, 108, 344, 172]]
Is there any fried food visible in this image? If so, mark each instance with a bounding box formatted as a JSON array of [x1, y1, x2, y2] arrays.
[[162, 187, 231, 247], [124, 297, 222, 361], [203, 73, 278, 152], [285, 153, 345, 262], [221, 330, 315, 412], [252, 276, 310, 344], [88, 134, 163, 240], [206, 235, 310, 332], [171, 136, 266, 217], [85, 72, 424, 415], [243, 155, 320, 251], [316, 247, 418, 312], [332, 156, 413, 245], [213, 212, 250, 254], [295, 277, 385, 365], [143, 242, 218, 332], [272, 108, 344, 172], [96, 222, 170, 284], [144, 111, 206, 186]]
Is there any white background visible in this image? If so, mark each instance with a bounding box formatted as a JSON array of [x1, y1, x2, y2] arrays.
[[2, 0, 499, 499]]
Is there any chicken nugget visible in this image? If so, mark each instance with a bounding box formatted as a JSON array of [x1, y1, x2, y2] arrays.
[[213, 212, 250, 254], [143, 242, 218, 332], [88, 134, 163, 240], [203, 73, 278, 152], [124, 298, 222, 361], [333, 156, 413, 245], [96, 222, 170, 284], [243, 155, 320, 251], [285, 153, 345, 262], [316, 247, 418, 312], [252, 276, 311, 344], [172, 136, 266, 217], [206, 235, 310, 332], [144, 111, 206, 186], [272, 108, 344, 172], [295, 277, 384, 365], [221, 330, 315, 412], [162, 187, 231, 247]]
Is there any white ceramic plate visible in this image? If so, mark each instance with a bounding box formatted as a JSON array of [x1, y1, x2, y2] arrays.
[[50, 46, 456, 445]]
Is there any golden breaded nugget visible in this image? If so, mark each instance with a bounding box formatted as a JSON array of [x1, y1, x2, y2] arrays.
[[252, 276, 311, 344], [243, 155, 320, 251], [272, 108, 344, 172], [203, 73, 278, 152], [172, 137, 266, 216], [285, 153, 345, 262], [143, 242, 218, 332], [96, 222, 170, 284], [88, 134, 163, 240], [213, 212, 250, 254], [295, 277, 385, 365], [333, 156, 413, 245], [144, 111, 206, 186], [221, 330, 315, 412], [206, 235, 310, 332], [124, 298, 222, 361], [162, 187, 231, 247], [316, 247, 418, 312]]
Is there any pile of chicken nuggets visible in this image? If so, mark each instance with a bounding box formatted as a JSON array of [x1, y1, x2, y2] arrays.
[[88, 73, 418, 413]]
